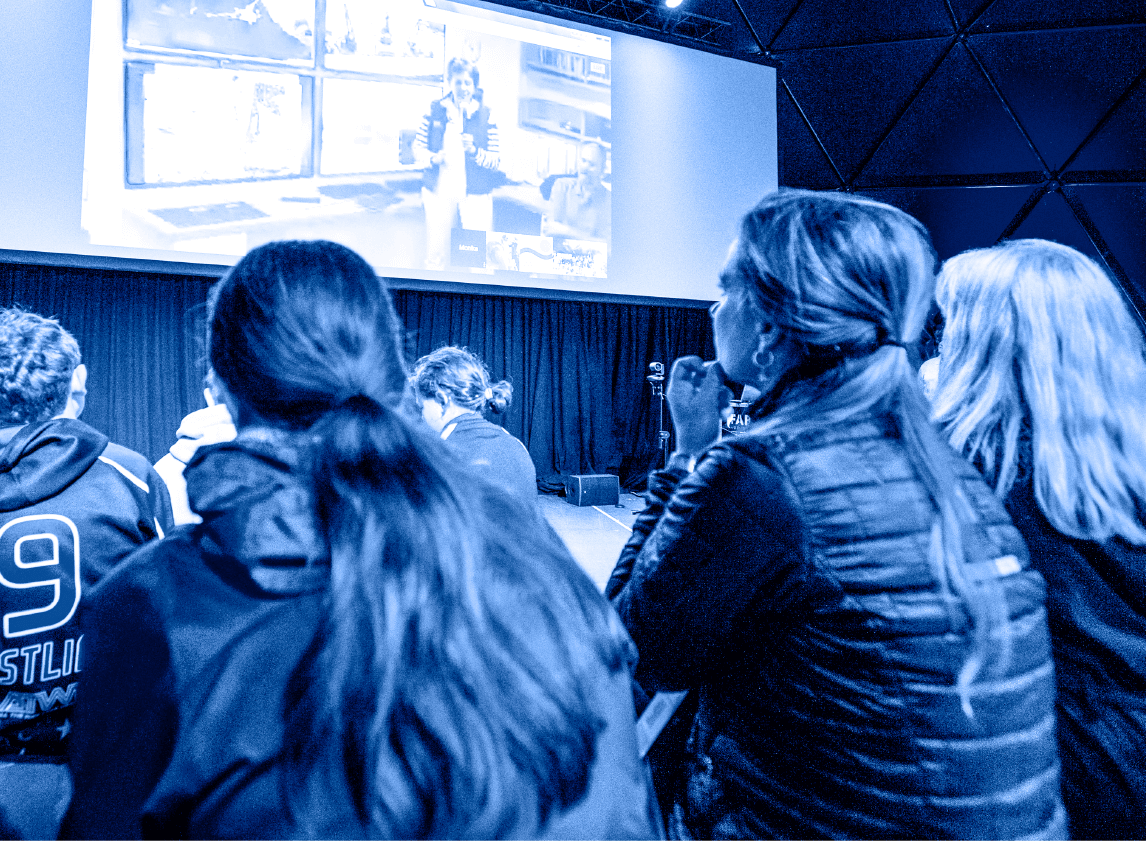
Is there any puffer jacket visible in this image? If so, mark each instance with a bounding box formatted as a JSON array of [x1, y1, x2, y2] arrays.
[[608, 412, 1066, 839]]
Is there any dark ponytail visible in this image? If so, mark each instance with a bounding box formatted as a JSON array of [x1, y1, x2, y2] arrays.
[[292, 395, 621, 835], [209, 241, 629, 837]]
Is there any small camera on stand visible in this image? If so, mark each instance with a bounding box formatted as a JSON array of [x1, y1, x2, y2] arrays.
[[646, 361, 665, 382]]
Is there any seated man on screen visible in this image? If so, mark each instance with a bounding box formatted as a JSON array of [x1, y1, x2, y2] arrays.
[[542, 141, 611, 241], [0, 308, 172, 839]]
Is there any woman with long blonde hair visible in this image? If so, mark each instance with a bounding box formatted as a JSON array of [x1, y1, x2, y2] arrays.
[[607, 191, 1064, 838], [933, 238, 1146, 838]]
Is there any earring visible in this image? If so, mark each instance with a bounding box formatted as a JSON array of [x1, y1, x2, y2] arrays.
[[753, 349, 775, 372]]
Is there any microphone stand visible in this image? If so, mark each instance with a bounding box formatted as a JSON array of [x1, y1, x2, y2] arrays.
[[647, 362, 670, 468]]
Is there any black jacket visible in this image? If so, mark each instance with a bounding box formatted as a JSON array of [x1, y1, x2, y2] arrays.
[[608, 413, 1066, 839], [1005, 475, 1146, 838], [0, 418, 171, 762], [441, 411, 538, 509], [422, 95, 503, 195], [63, 428, 656, 839]]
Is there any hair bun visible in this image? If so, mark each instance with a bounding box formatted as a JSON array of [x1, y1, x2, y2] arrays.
[[487, 380, 512, 414]]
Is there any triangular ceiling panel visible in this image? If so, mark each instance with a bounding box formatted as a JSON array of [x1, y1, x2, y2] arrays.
[[770, 0, 953, 50], [1066, 184, 1146, 322], [778, 38, 949, 183], [733, 0, 803, 51], [859, 185, 1037, 260], [858, 42, 1044, 186], [972, 0, 1146, 31], [770, 0, 958, 50], [1067, 76, 1146, 177], [1006, 190, 1102, 262], [777, 83, 842, 188], [969, 27, 1146, 172], [946, 0, 995, 29]]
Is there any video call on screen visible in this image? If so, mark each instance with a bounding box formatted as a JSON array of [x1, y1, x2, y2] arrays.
[[83, 0, 612, 282]]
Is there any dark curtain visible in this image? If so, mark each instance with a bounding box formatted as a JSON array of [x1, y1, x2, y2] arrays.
[[394, 289, 715, 489], [0, 262, 714, 490], [0, 262, 216, 465]]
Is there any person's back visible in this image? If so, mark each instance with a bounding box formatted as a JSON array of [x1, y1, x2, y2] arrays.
[[933, 238, 1146, 838], [0, 307, 172, 838], [607, 190, 1064, 839], [410, 346, 539, 509], [717, 415, 1058, 837], [63, 241, 655, 840]]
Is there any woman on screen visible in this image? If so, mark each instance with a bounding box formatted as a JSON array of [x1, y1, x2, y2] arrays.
[[606, 190, 1065, 838], [417, 57, 502, 270], [61, 239, 656, 839], [932, 239, 1146, 839]]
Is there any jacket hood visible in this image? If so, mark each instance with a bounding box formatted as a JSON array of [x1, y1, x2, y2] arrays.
[[0, 418, 108, 512], [185, 427, 328, 595]]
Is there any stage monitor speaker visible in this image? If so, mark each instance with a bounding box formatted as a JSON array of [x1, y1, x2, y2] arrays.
[[564, 473, 620, 507]]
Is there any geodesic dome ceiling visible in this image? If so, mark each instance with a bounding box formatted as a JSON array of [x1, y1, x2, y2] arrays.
[[490, 0, 1146, 324]]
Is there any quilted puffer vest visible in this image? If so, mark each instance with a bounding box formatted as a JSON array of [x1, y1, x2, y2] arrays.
[[681, 414, 1066, 839]]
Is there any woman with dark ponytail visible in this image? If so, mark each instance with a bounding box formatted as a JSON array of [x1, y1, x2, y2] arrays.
[[411, 345, 538, 508], [62, 240, 656, 839], [606, 190, 1065, 838]]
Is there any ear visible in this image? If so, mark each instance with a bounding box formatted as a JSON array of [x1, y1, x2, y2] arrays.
[[59, 364, 87, 419], [756, 321, 781, 355]]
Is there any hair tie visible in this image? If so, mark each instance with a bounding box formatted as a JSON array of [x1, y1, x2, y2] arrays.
[[484, 387, 494, 401]]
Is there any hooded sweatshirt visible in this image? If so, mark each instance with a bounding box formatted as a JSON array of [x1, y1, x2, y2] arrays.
[[153, 403, 237, 526], [63, 429, 656, 840], [0, 418, 172, 761]]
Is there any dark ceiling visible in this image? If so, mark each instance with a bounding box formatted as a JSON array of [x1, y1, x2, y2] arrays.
[[488, 0, 1146, 330]]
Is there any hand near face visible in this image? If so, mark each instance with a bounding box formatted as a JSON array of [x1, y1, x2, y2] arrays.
[[666, 356, 731, 457]]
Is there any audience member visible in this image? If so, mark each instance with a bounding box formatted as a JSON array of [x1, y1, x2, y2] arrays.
[[932, 238, 1146, 839], [0, 307, 172, 839], [606, 190, 1065, 838], [153, 378, 236, 525], [410, 346, 538, 508], [62, 240, 656, 839]]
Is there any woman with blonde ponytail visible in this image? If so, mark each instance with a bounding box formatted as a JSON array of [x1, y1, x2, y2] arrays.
[[62, 240, 656, 839], [934, 238, 1146, 839], [607, 190, 1064, 838]]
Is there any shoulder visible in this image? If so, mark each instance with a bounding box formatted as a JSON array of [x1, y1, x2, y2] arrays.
[[699, 434, 791, 498], [98, 442, 160, 493], [670, 436, 802, 542], [85, 537, 180, 645]]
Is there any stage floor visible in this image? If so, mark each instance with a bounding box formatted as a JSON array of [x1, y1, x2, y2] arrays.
[[539, 490, 646, 592]]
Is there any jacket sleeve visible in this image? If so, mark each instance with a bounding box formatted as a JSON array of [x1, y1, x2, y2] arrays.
[[608, 443, 809, 692], [61, 555, 178, 840], [605, 464, 688, 600]]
